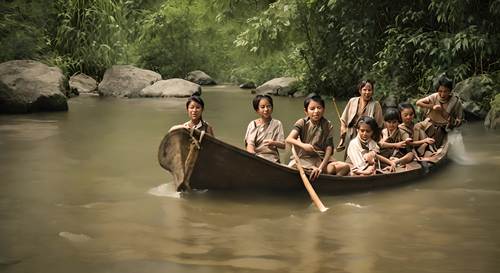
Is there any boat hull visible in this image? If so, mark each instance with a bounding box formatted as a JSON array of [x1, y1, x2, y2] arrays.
[[159, 127, 448, 194]]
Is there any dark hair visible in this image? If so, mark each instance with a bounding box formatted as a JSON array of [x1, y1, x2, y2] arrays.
[[356, 116, 380, 141], [398, 102, 415, 114], [304, 93, 325, 109], [436, 76, 453, 91], [383, 107, 401, 122], [186, 94, 204, 109], [252, 94, 273, 111], [357, 79, 375, 92]]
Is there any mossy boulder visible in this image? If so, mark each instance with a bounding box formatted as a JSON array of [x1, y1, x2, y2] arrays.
[[69, 73, 98, 96], [186, 70, 216, 85], [0, 60, 68, 114], [256, 77, 298, 96], [484, 93, 500, 129], [454, 75, 495, 120], [139, 79, 201, 97], [98, 65, 161, 97], [239, 82, 256, 89]]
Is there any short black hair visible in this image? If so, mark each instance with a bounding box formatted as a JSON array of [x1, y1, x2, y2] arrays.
[[186, 94, 204, 109], [398, 102, 415, 114], [252, 94, 273, 111], [304, 93, 325, 109], [436, 76, 453, 91], [357, 79, 375, 91], [384, 107, 401, 122]]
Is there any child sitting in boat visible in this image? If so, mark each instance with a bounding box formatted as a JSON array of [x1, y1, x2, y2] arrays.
[[286, 93, 350, 180], [378, 107, 414, 166], [347, 116, 396, 176], [398, 102, 435, 158], [415, 76, 463, 153], [182, 93, 214, 136], [244, 95, 285, 163]]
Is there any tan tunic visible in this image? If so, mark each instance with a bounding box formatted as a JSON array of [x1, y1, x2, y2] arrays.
[[398, 122, 425, 141], [340, 97, 384, 151], [415, 93, 463, 147], [379, 127, 410, 159], [399, 122, 427, 155], [183, 120, 214, 136], [419, 93, 463, 127], [288, 117, 334, 169], [347, 136, 380, 172], [244, 119, 284, 163]]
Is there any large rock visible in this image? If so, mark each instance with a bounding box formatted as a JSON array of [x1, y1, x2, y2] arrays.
[[485, 93, 500, 129], [69, 73, 97, 95], [139, 78, 201, 98], [292, 89, 308, 98], [454, 76, 493, 119], [255, 77, 298, 96], [185, 70, 216, 85], [239, 82, 256, 89], [98, 65, 161, 97], [0, 60, 68, 114]]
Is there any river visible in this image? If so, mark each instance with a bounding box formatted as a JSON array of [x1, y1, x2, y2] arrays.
[[1, 85, 499, 273]]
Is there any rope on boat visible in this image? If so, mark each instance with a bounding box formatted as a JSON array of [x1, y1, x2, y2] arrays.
[[183, 128, 205, 191]]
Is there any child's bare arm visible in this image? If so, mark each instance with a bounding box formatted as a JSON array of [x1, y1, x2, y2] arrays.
[[353, 165, 375, 176], [286, 130, 315, 152], [376, 154, 396, 172], [264, 139, 285, 149], [380, 139, 406, 149], [318, 146, 333, 171], [285, 130, 301, 147], [410, 137, 435, 146], [246, 143, 256, 154], [416, 97, 433, 109], [417, 96, 443, 111]]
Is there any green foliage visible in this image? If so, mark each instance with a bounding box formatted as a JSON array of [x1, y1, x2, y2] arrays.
[[229, 52, 289, 85], [135, 0, 280, 81], [136, 1, 200, 78], [373, 1, 500, 101], [236, 0, 500, 102], [52, 0, 130, 78], [492, 93, 500, 110], [0, 1, 55, 62], [1, 0, 499, 105]]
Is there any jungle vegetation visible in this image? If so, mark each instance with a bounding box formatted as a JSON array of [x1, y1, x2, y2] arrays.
[[1, 0, 499, 100]]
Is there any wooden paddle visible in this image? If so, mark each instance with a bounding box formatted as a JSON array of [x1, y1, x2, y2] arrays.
[[332, 97, 342, 122], [291, 144, 328, 212], [332, 97, 346, 152]]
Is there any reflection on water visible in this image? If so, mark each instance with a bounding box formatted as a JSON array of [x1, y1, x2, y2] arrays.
[[0, 86, 499, 273]]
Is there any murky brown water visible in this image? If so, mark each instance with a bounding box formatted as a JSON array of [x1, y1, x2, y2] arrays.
[[1, 86, 499, 273]]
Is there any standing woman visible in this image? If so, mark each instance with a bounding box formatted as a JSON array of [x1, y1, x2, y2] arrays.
[[244, 95, 285, 163], [337, 79, 384, 153], [183, 94, 214, 136]]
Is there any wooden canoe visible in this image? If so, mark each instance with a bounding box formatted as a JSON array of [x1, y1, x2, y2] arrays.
[[158, 126, 449, 194]]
